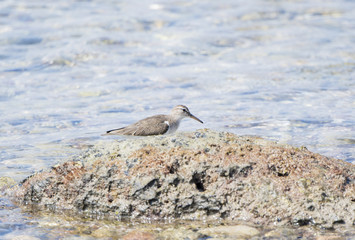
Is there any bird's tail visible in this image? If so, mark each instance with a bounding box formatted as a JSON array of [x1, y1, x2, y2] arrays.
[[102, 127, 125, 136]]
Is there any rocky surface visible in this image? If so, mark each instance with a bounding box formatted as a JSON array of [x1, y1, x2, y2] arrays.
[[8, 129, 355, 228]]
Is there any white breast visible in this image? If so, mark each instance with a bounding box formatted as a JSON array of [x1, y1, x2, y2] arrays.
[[165, 120, 180, 134]]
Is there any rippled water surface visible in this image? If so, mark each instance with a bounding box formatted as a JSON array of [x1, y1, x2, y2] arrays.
[[0, 0, 354, 238]]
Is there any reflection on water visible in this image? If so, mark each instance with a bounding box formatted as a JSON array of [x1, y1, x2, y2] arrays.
[[0, 0, 354, 237]]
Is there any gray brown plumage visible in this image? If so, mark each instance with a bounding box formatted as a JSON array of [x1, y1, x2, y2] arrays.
[[104, 105, 203, 136]]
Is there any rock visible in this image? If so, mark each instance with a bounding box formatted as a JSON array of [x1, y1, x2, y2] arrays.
[[122, 231, 156, 240], [316, 236, 345, 240], [91, 225, 117, 239], [7, 129, 355, 228], [264, 228, 297, 238], [200, 224, 260, 238], [158, 227, 201, 240]]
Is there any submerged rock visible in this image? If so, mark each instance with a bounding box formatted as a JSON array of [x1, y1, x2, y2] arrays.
[[8, 129, 355, 228], [0, 177, 16, 196]]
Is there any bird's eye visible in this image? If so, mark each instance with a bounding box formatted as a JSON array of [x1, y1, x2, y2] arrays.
[[183, 109, 187, 112]]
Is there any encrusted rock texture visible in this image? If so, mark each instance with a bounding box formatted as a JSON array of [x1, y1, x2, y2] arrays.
[[8, 129, 355, 228]]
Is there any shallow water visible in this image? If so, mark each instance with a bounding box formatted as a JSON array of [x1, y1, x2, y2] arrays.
[[0, 201, 354, 240], [0, 0, 354, 238]]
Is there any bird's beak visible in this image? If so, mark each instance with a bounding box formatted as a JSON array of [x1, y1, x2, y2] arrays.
[[189, 114, 203, 124]]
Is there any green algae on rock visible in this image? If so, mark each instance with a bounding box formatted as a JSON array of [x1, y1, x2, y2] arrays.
[[8, 129, 355, 228]]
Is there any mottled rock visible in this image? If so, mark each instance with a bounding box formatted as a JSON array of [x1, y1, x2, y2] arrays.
[[158, 227, 201, 240], [316, 236, 345, 240], [200, 225, 260, 238], [7, 129, 355, 228], [122, 231, 156, 240], [264, 228, 299, 238]]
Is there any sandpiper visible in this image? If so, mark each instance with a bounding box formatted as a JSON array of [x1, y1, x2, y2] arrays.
[[104, 105, 203, 136]]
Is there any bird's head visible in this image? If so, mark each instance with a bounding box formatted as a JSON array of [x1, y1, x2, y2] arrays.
[[171, 105, 203, 123]]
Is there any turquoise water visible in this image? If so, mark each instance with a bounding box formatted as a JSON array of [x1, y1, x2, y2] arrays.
[[0, 0, 354, 238]]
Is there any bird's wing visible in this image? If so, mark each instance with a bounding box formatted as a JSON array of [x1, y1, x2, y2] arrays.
[[104, 115, 169, 136], [131, 115, 169, 136]]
